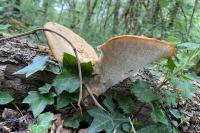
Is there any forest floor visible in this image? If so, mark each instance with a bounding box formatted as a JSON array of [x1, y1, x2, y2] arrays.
[[0, 37, 199, 133], [0, 75, 199, 133]]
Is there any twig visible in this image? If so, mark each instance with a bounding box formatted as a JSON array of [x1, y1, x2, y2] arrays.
[[13, 103, 23, 117], [85, 84, 106, 111], [0, 28, 83, 113], [129, 117, 136, 133]]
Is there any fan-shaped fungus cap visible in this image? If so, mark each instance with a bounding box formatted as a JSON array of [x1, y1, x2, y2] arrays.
[[44, 22, 98, 63], [98, 35, 176, 86], [87, 35, 176, 96]]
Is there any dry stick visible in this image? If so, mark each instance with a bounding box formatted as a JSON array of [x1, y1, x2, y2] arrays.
[[0, 28, 104, 112], [85, 84, 106, 111]]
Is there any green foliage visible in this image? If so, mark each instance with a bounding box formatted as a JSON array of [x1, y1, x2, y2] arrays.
[[3, 0, 200, 132], [171, 77, 196, 99], [38, 83, 52, 94], [52, 69, 80, 94], [23, 91, 55, 117], [151, 103, 168, 125], [167, 58, 176, 72], [131, 80, 156, 103], [28, 112, 53, 133], [0, 24, 11, 31], [88, 108, 129, 133], [63, 53, 93, 77], [0, 91, 14, 104], [64, 118, 80, 129], [56, 92, 78, 109], [117, 96, 134, 114], [103, 96, 116, 113], [169, 109, 181, 119], [137, 124, 172, 133], [14, 56, 49, 77], [163, 90, 178, 107]]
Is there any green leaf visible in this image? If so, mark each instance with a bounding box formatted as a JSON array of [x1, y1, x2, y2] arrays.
[[122, 123, 131, 132], [159, 0, 170, 7], [103, 96, 116, 113], [117, 96, 134, 114], [45, 65, 61, 74], [184, 73, 200, 82], [28, 112, 53, 133], [64, 112, 81, 128], [167, 58, 176, 72], [166, 36, 181, 44], [88, 108, 129, 133], [39, 83, 52, 94], [52, 69, 80, 95], [23, 91, 55, 117], [165, 90, 177, 107], [0, 24, 11, 31], [137, 124, 172, 133], [151, 103, 168, 125], [64, 118, 79, 129], [56, 92, 78, 109], [169, 109, 181, 119], [0, 91, 14, 105], [14, 56, 49, 77], [131, 80, 156, 103], [171, 77, 196, 99], [178, 42, 200, 50], [63, 53, 93, 76]]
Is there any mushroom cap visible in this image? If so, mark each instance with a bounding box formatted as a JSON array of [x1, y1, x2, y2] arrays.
[[44, 22, 98, 63], [94, 35, 176, 92]]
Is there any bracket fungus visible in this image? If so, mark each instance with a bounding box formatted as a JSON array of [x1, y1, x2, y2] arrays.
[[44, 22, 176, 97]]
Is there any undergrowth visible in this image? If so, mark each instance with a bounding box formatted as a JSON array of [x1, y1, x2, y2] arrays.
[[0, 40, 200, 133]]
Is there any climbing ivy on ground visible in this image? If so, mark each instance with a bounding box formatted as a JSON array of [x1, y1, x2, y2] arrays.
[[6, 41, 199, 132]]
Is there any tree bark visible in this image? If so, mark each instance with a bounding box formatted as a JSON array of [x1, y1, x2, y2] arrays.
[[0, 34, 57, 100], [112, 0, 120, 34]]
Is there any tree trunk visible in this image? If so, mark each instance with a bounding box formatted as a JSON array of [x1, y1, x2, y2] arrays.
[[0, 34, 57, 100], [112, 0, 120, 34], [82, 0, 98, 30]]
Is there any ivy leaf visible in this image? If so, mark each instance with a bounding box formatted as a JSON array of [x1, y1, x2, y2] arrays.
[[137, 124, 172, 133], [171, 77, 196, 99], [39, 83, 52, 94], [103, 96, 116, 113], [23, 91, 55, 117], [28, 112, 53, 133], [63, 53, 93, 77], [52, 69, 80, 95], [14, 56, 49, 77], [64, 112, 81, 128], [88, 108, 128, 133], [45, 65, 61, 74], [56, 92, 78, 109], [64, 118, 79, 129], [0, 91, 14, 104], [117, 96, 134, 114], [131, 80, 156, 103], [151, 103, 168, 125]]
